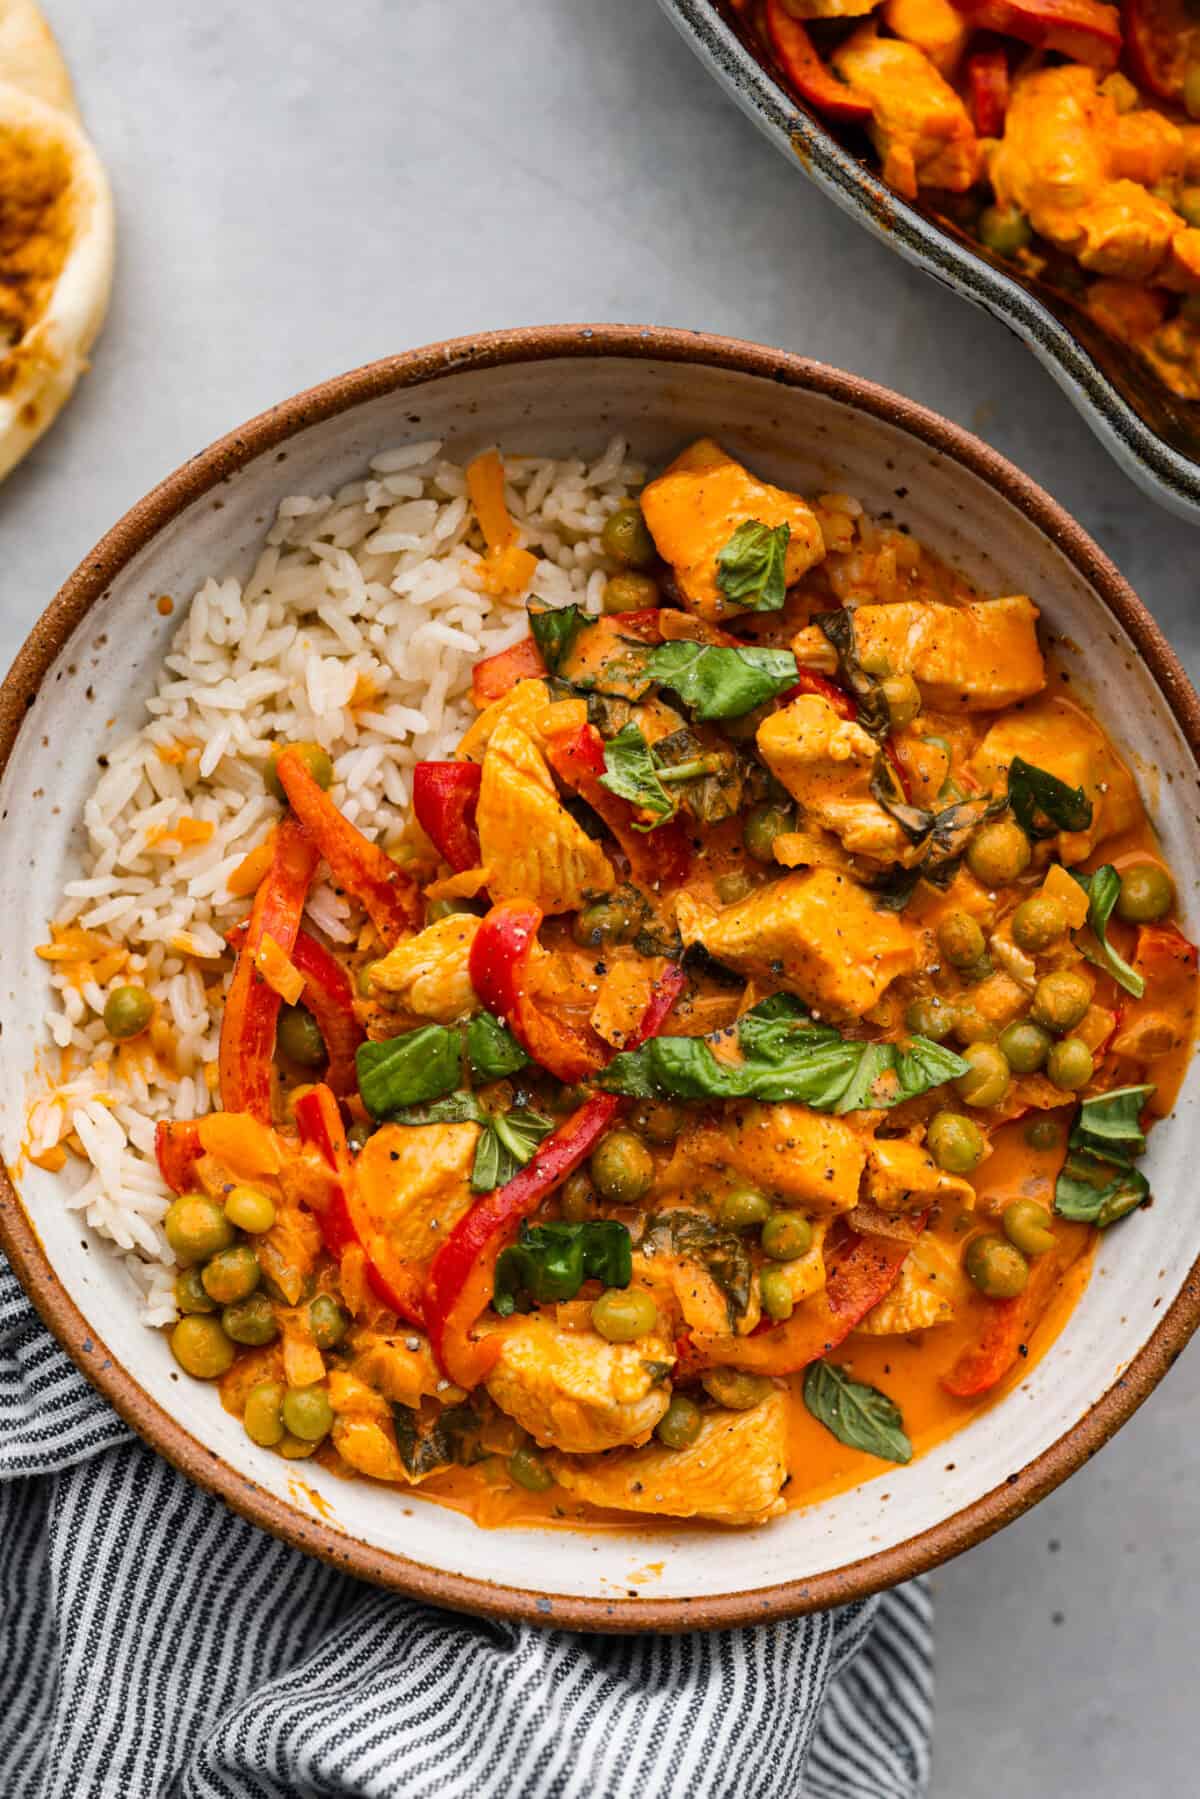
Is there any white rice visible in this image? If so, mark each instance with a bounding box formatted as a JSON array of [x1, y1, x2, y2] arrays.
[[28, 437, 645, 1326]]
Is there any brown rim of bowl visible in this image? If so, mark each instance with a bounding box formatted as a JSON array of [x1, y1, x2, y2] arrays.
[[3, 323, 1200, 1634]]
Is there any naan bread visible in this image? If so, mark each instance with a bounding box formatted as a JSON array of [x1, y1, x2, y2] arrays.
[[0, 79, 114, 482], [0, 0, 76, 114]]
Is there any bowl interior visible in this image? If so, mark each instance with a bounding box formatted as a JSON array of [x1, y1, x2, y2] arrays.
[[3, 344, 1198, 1622]]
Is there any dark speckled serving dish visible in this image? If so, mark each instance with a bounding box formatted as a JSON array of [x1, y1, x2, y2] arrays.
[[658, 0, 1200, 523]]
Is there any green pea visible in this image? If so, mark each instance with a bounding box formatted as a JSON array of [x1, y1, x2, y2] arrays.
[[222, 1292, 279, 1346], [715, 869, 757, 905], [637, 1101, 686, 1145], [1025, 1119, 1060, 1151], [952, 1004, 998, 1047], [905, 996, 957, 1043], [309, 1293, 349, 1349], [601, 504, 656, 569], [174, 1266, 216, 1315], [964, 1232, 1029, 1299], [281, 1384, 334, 1443], [224, 1185, 277, 1234], [1002, 1199, 1056, 1258], [164, 1193, 236, 1266], [268, 740, 334, 802], [760, 1266, 794, 1321], [603, 571, 659, 613], [1115, 863, 1174, 924], [701, 1368, 773, 1411], [572, 896, 639, 948], [357, 961, 379, 998], [103, 984, 155, 1041], [1047, 1036, 1094, 1092], [244, 1380, 287, 1448], [1011, 894, 1068, 952], [882, 672, 921, 729], [1186, 58, 1200, 121], [978, 204, 1033, 257], [743, 802, 793, 864], [954, 1041, 1011, 1109], [276, 1004, 326, 1068], [926, 1110, 986, 1174], [938, 911, 986, 969], [590, 1130, 654, 1206], [761, 1212, 813, 1261], [717, 1184, 771, 1232], [508, 1446, 555, 1491], [966, 820, 1032, 888], [591, 1288, 659, 1343], [559, 1170, 596, 1223], [170, 1315, 234, 1379], [997, 1020, 1053, 1075], [201, 1244, 261, 1306], [1030, 970, 1091, 1034], [279, 1434, 319, 1461], [655, 1393, 703, 1449]]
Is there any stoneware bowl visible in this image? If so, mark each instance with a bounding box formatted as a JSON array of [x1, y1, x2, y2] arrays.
[[3, 325, 1199, 1632], [658, 0, 1200, 524]]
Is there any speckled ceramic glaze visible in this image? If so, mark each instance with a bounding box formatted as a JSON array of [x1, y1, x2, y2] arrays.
[[658, 0, 1200, 524], [2, 327, 1199, 1631]]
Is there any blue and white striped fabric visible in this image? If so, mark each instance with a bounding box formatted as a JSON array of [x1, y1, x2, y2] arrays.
[[0, 1253, 932, 1799]]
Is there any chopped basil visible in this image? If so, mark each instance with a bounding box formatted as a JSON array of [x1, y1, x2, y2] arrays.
[[643, 642, 799, 720], [802, 1362, 913, 1464], [356, 1025, 463, 1116], [599, 722, 676, 828], [1054, 1085, 1155, 1227], [471, 1106, 554, 1193], [1007, 756, 1093, 840], [527, 599, 596, 673], [818, 609, 891, 739], [391, 1402, 479, 1477], [466, 1010, 530, 1082], [640, 1210, 753, 1329], [599, 994, 967, 1112], [715, 520, 790, 611], [388, 1090, 487, 1126], [1071, 865, 1145, 998], [493, 1219, 633, 1315]]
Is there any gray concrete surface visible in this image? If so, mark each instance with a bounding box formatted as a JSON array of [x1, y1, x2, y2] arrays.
[[2, 2, 1197, 1792]]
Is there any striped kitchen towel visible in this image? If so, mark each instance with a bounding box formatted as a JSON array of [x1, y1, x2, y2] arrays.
[[0, 1255, 932, 1799]]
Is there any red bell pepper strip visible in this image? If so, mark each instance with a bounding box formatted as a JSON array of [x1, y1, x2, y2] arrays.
[[294, 1084, 426, 1324], [471, 635, 546, 706], [966, 50, 1010, 136], [543, 721, 691, 892], [780, 669, 857, 720], [954, 0, 1121, 68], [684, 1218, 919, 1376], [225, 923, 365, 1099], [426, 966, 687, 1387], [1123, 0, 1196, 102], [942, 1246, 1065, 1397], [218, 816, 320, 1123], [469, 899, 609, 1082], [412, 761, 482, 872], [274, 747, 422, 944], [155, 1119, 202, 1194], [763, 0, 873, 122]]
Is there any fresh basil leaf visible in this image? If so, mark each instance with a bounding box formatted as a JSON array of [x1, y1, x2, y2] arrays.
[[391, 1402, 480, 1476], [923, 792, 1008, 886], [493, 1220, 632, 1316], [1054, 1150, 1150, 1227], [895, 1037, 973, 1100], [527, 599, 596, 673], [802, 1362, 913, 1464], [1071, 1084, 1153, 1164], [640, 1210, 753, 1329], [1007, 756, 1093, 840], [818, 609, 891, 739], [1071, 867, 1145, 998], [867, 867, 922, 912], [466, 1010, 530, 1082], [389, 1090, 487, 1126], [471, 1107, 554, 1193], [643, 642, 799, 720], [715, 520, 790, 611], [599, 723, 676, 828], [869, 754, 934, 844], [356, 1025, 463, 1117]]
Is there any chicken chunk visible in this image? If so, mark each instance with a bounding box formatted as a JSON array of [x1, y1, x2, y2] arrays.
[[676, 867, 920, 1019], [832, 28, 981, 199], [353, 1122, 479, 1283], [864, 1138, 977, 1213], [972, 697, 1141, 863], [792, 596, 1044, 713], [854, 1233, 972, 1334], [638, 438, 825, 623], [369, 913, 482, 1021], [881, 0, 969, 75], [548, 1387, 790, 1526], [665, 1105, 867, 1215], [475, 680, 616, 912], [485, 1315, 673, 1452], [756, 695, 909, 862], [990, 67, 1200, 290]]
